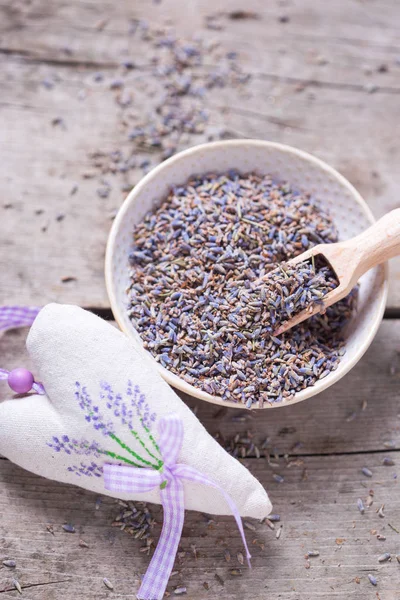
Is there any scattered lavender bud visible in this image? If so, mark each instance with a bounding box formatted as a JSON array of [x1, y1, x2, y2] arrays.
[[268, 514, 281, 522], [97, 187, 110, 199], [103, 577, 114, 590], [244, 521, 256, 532], [362, 467, 373, 478], [366, 493, 374, 507], [273, 474, 284, 484], [62, 523, 75, 533], [368, 574, 377, 586], [307, 550, 320, 557], [2, 560, 16, 568], [383, 457, 395, 466], [383, 441, 396, 449], [121, 60, 135, 69], [378, 553, 391, 563], [110, 79, 124, 90], [41, 78, 54, 89], [12, 579, 22, 594], [357, 498, 365, 514]]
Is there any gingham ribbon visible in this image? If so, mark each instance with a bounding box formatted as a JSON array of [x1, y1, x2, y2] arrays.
[[104, 414, 251, 600], [0, 306, 41, 332], [0, 306, 45, 394]]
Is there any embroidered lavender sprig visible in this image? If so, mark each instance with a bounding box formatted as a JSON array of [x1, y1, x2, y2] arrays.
[[76, 381, 161, 469], [67, 462, 103, 478], [47, 380, 163, 478], [100, 380, 159, 461]]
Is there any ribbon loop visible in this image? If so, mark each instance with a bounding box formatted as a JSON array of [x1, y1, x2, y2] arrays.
[[105, 413, 251, 600], [0, 306, 41, 332], [157, 413, 184, 467], [104, 464, 161, 494]]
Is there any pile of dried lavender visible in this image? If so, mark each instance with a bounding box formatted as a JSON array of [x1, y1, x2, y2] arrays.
[[127, 171, 357, 406], [243, 256, 339, 334], [112, 500, 156, 551], [87, 23, 251, 188]]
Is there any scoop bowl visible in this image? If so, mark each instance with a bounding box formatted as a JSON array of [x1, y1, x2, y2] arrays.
[[105, 140, 388, 409]]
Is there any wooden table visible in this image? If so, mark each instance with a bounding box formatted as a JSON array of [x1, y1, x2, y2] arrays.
[[1, 1, 399, 598]]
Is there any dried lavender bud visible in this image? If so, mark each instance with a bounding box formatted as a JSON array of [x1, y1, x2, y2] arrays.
[[250, 256, 338, 332], [273, 474, 284, 484], [128, 171, 357, 406], [378, 553, 391, 563], [103, 578, 114, 590], [362, 467, 373, 478], [174, 587, 187, 595], [268, 514, 281, 522], [2, 560, 16, 568]]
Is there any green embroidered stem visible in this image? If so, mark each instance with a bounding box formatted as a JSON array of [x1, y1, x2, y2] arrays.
[[103, 449, 143, 468], [141, 420, 161, 454], [130, 428, 163, 467], [109, 433, 160, 469]]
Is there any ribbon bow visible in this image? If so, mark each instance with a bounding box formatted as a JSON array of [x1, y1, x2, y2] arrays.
[[104, 414, 251, 600]]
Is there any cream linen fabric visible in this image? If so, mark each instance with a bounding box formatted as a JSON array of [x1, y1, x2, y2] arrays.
[[0, 304, 272, 518]]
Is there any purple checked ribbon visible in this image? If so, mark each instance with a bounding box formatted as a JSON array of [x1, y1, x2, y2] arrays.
[[0, 306, 42, 332], [104, 414, 251, 600]]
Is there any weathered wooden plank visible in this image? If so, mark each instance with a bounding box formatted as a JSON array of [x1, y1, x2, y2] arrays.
[[2, 0, 400, 79], [0, 0, 399, 308], [0, 452, 399, 599], [1, 319, 400, 456]]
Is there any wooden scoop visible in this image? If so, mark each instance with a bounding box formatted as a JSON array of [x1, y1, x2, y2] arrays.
[[274, 208, 400, 335]]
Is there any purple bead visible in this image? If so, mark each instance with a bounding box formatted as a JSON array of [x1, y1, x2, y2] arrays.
[[8, 368, 34, 394]]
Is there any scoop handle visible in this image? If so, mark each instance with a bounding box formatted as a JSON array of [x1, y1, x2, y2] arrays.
[[346, 209, 400, 279]]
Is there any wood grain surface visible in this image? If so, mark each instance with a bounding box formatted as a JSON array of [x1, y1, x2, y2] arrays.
[[1, 0, 399, 308], [0, 453, 398, 599], [0, 320, 399, 598], [1, 1, 400, 598]]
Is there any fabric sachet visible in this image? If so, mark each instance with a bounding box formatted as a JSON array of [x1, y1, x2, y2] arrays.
[[0, 304, 272, 598]]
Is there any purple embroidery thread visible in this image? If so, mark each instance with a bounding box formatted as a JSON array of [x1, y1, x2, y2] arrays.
[[47, 381, 163, 477]]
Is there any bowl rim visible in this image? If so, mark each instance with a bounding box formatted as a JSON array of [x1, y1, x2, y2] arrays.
[[105, 139, 388, 409]]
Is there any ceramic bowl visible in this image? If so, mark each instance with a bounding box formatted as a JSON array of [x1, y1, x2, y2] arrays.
[[105, 140, 388, 409]]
